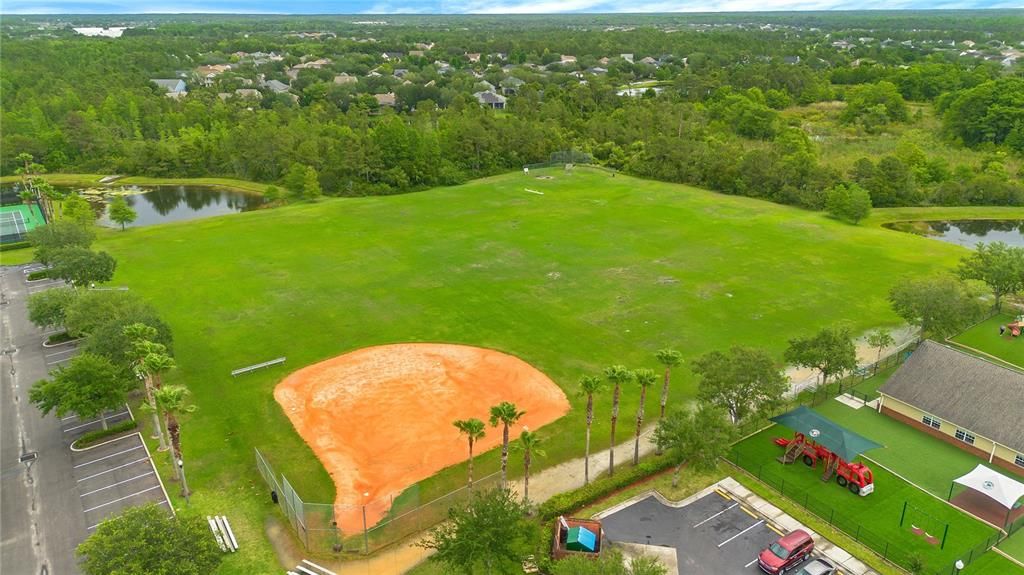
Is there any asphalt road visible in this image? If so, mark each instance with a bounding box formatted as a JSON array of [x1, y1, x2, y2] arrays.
[[1, 265, 89, 575], [602, 491, 811, 575]]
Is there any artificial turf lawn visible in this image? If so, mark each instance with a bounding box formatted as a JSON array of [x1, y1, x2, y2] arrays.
[[84, 168, 1022, 571], [730, 427, 997, 572], [951, 314, 1024, 369], [813, 401, 1024, 498], [960, 550, 1024, 575], [847, 365, 898, 401], [1000, 529, 1024, 563]]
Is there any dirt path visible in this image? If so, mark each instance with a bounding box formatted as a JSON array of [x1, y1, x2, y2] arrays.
[[785, 325, 918, 395]]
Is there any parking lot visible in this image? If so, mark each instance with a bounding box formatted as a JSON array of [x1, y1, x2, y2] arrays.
[[69, 432, 172, 531], [601, 489, 827, 575]]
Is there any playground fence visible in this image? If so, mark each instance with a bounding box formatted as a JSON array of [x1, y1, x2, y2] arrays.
[[254, 447, 501, 555], [725, 449, 1003, 575]]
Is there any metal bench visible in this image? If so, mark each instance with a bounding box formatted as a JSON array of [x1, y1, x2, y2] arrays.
[[231, 357, 286, 377]]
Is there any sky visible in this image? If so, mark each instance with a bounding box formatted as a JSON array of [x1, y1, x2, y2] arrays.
[[2, 0, 1020, 14]]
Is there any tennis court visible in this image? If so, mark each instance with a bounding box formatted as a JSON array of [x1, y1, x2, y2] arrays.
[[0, 203, 45, 243]]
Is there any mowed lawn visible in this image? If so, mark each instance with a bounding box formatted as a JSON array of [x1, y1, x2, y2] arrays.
[[88, 168, 1009, 571], [951, 314, 1024, 369], [731, 428, 998, 572], [960, 552, 1024, 575]]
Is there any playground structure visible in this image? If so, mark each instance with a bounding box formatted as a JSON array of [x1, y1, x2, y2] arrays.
[[771, 406, 882, 496], [552, 516, 604, 560], [1000, 316, 1024, 337]]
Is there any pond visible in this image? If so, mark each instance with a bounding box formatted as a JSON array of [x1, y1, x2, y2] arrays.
[[94, 185, 265, 228], [2, 183, 265, 228], [884, 220, 1024, 249]]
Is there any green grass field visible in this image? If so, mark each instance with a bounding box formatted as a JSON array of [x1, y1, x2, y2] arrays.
[[1001, 531, 1024, 564], [731, 427, 998, 573], [43, 167, 1022, 572], [848, 365, 899, 401], [960, 551, 1024, 575], [950, 315, 1024, 369]]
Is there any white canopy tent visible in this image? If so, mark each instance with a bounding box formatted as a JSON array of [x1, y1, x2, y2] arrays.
[[953, 464, 1024, 510]]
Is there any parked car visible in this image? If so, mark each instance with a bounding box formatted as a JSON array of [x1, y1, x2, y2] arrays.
[[794, 558, 836, 575], [757, 529, 814, 574]]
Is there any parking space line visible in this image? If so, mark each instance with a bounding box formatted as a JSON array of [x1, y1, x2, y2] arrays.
[[745, 558, 758, 568], [692, 502, 738, 528], [87, 500, 170, 529], [80, 472, 154, 497], [73, 445, 145, 468], [64, 411, 129, 432], [717, 520, 764, 548], [768, 524, 784, 536], [741, 506, 758, 519], [44, 347, 78, 358], [77, 457, 150, 482], [82, 485, 161, 513], [714, 488, 732, 500]]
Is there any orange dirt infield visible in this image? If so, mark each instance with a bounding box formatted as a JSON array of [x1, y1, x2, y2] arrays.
[[274, 343, 570, 533]]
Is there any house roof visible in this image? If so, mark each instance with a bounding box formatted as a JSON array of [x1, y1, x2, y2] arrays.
[[151, 79, 185, 92], [263, 79, 290, 93], [474, 91, 506, 105], [880, 341, 1024, 451]]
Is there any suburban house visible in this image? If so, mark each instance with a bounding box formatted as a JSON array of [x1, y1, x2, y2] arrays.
[[474, 90, 506, 110], [409, 50, 425, 58], [500, 76, 525, 95], [262, 79, 291, 93], [151, 78, 186, 98], [374, 92, 396, 107], [560, 55, 577, 64], [466, 52, 482, 63], [381, 51, 405, 61], [878, 341, 1024, 474], [620, 53, 634, 63], [333, 73, 357, 85]]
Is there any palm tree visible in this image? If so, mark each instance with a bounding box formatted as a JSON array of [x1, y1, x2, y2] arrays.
[[655, 349, 682, 454], [578, 375, 603, 485], [453, 418, 486, 493], [632, 369, 657, 465], [123, 324, 169, 452], [489, 401, 526, 487], [152, 385, 197, 500], [143, 349, 177, 478], [515, 428, 545, 506], [604, 365, 632, 477]]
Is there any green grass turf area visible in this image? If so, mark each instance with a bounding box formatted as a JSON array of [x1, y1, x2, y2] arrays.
[[814, 401, 1024, 498], [89, 168, 1022, 571], [731, 427, 998, 573], [1001, 529, 1024, 563], [847, 365, 899, 401], [960, 551, 1024, 575], [951, 315, 1024, 369]]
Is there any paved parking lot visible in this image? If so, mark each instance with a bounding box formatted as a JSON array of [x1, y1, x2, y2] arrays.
[[601, 489, 822, 575], [69, 432, 172, 531], [61, 407, 133, 438]]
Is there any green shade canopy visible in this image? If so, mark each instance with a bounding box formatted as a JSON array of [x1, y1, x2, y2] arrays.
[[770, 406, 883, 461]]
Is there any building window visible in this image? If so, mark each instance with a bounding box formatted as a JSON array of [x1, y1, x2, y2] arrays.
[[1016, 454, 1024, 468], [921, 414, 941, 429], [955, 429, 976, 445]]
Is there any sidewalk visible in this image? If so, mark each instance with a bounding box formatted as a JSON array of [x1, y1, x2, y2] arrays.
[[277, 429, 660, 575]]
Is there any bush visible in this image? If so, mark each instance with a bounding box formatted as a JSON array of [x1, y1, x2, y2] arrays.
[[46, 331, 77, 345], [0, 241, 31, 252], [72, 419, 138, 449], [27, 269, 52, 281], [538, 455, 674, 521]]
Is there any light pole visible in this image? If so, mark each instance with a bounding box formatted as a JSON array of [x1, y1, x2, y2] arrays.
[[178, 458, 190, 505], [362, 492, 370, 554]]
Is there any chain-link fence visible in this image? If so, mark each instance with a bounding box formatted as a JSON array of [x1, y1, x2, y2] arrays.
[[255, 448, 501, 555]]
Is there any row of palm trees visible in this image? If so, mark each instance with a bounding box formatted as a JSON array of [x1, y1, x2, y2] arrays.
[[125, 323, 197, 501], [453, 401, 545, 504], [580, 349, 682, 484]]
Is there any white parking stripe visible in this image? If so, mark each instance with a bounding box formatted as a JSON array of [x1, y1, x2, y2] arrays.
[[73, 445, 144, 468], [77, 457, 150, 482], [64, 411, 129, 432], [717, 520, 764, 548], [746, 558, 758, 568], [82, 486, 161, 513], [48, 356, 75, 366], [45, 347, 78, 358], [80, 472, 154, 497], [692, 502, 738, 528], [87, 501, 169, 530]]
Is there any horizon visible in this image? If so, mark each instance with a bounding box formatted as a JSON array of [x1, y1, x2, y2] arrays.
[[5, 2, 1023, 16]]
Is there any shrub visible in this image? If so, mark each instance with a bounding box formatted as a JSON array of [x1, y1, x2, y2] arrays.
[[0, 240, 31, 252], [72, 419, 138, 449], [538, 456, 674, 521], [27, 269, 52, 281]]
